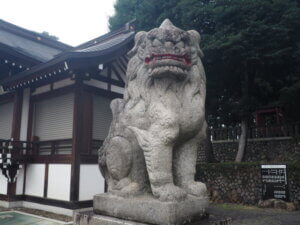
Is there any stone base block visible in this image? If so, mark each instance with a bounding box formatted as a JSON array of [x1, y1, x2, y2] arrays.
[[92, 193, 208, 225], [74, 211, 147, 225]]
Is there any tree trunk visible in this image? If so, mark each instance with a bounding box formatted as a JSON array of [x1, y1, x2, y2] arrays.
[[235, 119, 248, 162], [204, 126, 216, 162]]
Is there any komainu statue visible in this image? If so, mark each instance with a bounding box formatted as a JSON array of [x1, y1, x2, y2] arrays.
[[99, 19, 208, 202]]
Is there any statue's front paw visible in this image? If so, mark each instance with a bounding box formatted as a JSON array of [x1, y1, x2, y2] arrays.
[[183, 181, 207, 197], [153, 184, 187, 202]]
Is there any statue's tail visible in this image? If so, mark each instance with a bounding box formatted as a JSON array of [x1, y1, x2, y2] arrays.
[[98, 98, 124, 178]]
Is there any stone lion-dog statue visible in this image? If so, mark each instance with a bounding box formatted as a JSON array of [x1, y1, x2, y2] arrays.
[[99, 19, 207, 202]]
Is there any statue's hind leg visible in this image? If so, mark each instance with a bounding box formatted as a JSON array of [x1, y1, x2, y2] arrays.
[[174, 126, 207, 198]]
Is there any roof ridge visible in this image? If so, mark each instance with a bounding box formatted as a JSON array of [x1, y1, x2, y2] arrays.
[[0, 19, 72, 51], [75, 20, 135, 50]]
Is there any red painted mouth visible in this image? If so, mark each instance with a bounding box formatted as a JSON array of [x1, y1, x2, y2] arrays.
[[145, 54, 191, 65]]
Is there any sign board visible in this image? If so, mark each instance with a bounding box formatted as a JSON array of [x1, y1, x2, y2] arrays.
[[261, 165, 289, 201]]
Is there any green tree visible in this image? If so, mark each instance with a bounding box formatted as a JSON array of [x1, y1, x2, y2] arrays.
[[40, 31, 59, 41], [109, 0, 300, 161]]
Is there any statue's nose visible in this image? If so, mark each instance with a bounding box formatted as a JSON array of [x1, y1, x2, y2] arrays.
[[165, 41, 174, 49]]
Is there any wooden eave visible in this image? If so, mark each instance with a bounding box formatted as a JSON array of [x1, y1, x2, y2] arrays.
[[0, 43, 41, 66], [0, 31, 134, 91]]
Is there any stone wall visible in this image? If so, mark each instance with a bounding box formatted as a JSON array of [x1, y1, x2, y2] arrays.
[[196, 162, 300, 206], [202, 137, 300, 162]]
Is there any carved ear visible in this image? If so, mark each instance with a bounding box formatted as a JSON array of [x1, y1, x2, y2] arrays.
[[188, 30, 201, 43], [188, 30, 204, 58], [127, 31, 147, 58]]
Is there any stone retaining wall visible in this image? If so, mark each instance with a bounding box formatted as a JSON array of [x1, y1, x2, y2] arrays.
[[202, 137, 300, 162], [196, 162, 300, 206]]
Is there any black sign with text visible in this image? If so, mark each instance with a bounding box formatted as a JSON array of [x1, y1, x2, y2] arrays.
[[261, 165, 289, 201]]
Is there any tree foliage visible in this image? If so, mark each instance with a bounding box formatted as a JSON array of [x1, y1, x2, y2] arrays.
[[109, 0, 300, 126], [40, 31, 59, 41]]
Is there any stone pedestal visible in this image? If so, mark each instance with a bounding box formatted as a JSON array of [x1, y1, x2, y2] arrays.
[[90, 193, 208, 225], [74, 211, 148, 225]]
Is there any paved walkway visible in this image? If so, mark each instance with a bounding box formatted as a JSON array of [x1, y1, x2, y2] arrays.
[[0, 207, 72, 224], [0, 211, 67, 225], [1, 204, 299, 225]]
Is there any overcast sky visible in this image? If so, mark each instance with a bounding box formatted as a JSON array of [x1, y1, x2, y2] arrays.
[[0, 0, 117, 46]]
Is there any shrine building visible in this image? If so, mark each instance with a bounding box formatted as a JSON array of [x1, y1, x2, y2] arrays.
[[0, 19, 134, 215]]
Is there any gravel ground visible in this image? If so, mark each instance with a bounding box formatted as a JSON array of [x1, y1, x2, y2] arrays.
[[196, 203, 300, 225]]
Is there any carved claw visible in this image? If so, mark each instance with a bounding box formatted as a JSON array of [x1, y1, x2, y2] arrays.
[[152, 184, 187, 202], [111, 180, 142, 197], [183, 181, 207, 197]]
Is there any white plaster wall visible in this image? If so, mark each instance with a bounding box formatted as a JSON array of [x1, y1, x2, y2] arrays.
[[0, 173, 7, 195], [53, 78, 75, 89], [111, 85, 124, 94], [32, 84, 51, 95], [20, 88, 30, 141], [84, 79, 108, 90], [79, 164, 105, 201], [25, 164, 45, 197], [16, 165, 25, 195], [47, 164, 71, 201]]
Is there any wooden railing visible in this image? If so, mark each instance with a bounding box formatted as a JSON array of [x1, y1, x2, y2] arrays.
[[36, 139, 72, 155], [0, 138, 73, 157], [210, 123, 300, 141], [0, 139, 35, 157]]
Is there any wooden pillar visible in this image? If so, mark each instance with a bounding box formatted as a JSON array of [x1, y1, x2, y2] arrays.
[[70, 77, 84, 202], [11, 90, 23, 140], [7, 90, 23, 201]]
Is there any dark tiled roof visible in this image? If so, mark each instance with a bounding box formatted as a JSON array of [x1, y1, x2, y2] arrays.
[[75, 32, 133, 53], [0, 19, 72, 62], [0, 24, 135, 90]]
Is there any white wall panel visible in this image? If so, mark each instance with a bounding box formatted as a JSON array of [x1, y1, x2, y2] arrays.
[[84, 79, 108, 90], [79, 164, 105, 201], [25, 164, 45, 197], [53, 78, 75, 90], [32, 84, 51, 95], [92, 95, 112, 140], [47, 164, 71, 201], [0, 101, 13, 139], [0, 173, 7, 195], [16, 165, 25, 195], [33, 93, 74, 140], [111, 85, 124, 94]]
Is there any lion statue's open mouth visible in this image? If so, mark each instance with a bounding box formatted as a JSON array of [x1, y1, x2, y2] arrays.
[[127, 19, 202, 81]]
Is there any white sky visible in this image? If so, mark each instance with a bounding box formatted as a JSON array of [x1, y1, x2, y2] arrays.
[[0, 0, 117, 46]]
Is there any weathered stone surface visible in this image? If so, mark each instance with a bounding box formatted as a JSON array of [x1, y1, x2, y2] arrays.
[[197, 163, 300, 205], [93, 193, 208, 225], [98, 18, 208, 203], [198, 138, 300, 163], [286, 202, 296, 211], [74, 211, 147, 225], [258, 199, 276, 208]]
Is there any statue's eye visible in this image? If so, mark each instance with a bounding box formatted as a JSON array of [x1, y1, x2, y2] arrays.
[[175, 41, 185, 48], [152, 39, 162, 47]]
